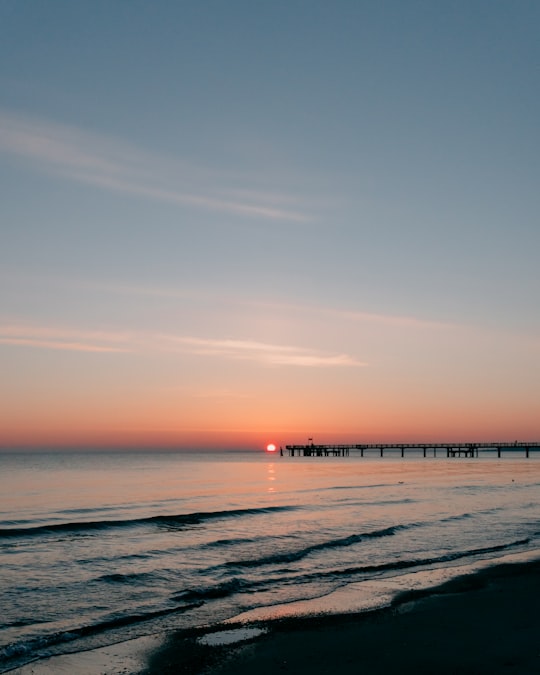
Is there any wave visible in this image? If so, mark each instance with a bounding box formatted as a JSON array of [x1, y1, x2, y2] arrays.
[[440, 512, 474, 523], [280, 482, 400, 498], [327, 483, 401, 491], [0, 505, 298, 539], [98, 571, 157, 584], [0, 537, 531, 672], [439, 506, 508, 524], [158, 537, 533, 612], [202, 536, 262, 548], [0, 601, 203, 668], [366, 498, 415, 506], [173, 577, 252, 602], [225, 525, 405, 568], [306, 537, 532, 581]]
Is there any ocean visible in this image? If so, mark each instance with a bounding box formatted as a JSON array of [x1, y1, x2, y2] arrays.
[[1, 450, 539, 672]]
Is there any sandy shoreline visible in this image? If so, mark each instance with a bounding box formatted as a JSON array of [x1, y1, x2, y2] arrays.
[[144, 560, 540, 675], [7, 560, 540, 675]]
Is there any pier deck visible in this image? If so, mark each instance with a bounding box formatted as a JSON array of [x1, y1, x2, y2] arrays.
[[284, 442, 540, 458]]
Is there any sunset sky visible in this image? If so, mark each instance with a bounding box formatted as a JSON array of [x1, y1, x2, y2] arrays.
[[1, 1, 539, 449]]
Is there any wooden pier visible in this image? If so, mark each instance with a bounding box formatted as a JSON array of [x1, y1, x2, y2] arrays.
[[284, 442, 540, 458]]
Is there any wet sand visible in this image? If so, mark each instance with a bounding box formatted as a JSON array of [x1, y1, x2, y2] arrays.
[[144, 560, 540, 675]]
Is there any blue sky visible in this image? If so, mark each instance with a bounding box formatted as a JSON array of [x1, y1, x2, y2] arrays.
[[1, 1, 539, 447]]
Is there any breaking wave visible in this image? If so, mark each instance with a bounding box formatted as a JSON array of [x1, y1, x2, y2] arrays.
[[0, 505, 298, 539]]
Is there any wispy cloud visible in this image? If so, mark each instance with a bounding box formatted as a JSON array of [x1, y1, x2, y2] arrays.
[[45, 278, 459, 331], [0, 323, 133, 353], [0, 337, 128, 353], [0, 109, 309, 222], [0, 320, 364, 367], [74, 280, 457, 331], [158, 335, 365, 367], [238, 298, 458, 331]]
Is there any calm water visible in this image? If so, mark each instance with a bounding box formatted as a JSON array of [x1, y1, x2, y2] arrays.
[[1, 451, 539, 671]]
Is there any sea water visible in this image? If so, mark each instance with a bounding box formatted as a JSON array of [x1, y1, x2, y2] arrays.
[[1, 450, 539, 672]]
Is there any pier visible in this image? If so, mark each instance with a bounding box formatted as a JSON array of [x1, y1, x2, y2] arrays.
[[284, 442, 540, 458]]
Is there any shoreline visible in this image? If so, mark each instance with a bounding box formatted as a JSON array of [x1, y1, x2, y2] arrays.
[[145, 559, 540, 675], [6, 558, 540, 675]]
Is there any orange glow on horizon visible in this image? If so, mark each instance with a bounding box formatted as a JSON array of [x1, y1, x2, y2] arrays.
[[1, 379, 540, 450]]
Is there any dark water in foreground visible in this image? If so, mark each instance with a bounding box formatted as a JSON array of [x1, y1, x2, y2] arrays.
[[1, 451, 539, 672]]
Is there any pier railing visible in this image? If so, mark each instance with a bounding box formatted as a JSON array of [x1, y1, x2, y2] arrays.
[[284, 442, 540, 458]]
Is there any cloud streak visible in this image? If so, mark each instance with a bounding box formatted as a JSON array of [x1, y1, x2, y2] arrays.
[[49, 278, 460, 332], [0, 337, 128, 353], [74, 279, 458, 331], [0, 323, 133, 353], [0, 110, 309, 222], [238, 299, 458, 331], [0, 321, 364, 367], [159, 335, 365, 367]]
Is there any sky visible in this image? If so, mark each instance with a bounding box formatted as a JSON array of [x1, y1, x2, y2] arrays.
[[0, 0, 539, 450]]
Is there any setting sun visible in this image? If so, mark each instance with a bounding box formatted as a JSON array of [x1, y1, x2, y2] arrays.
[[266, 444, 277, 452]]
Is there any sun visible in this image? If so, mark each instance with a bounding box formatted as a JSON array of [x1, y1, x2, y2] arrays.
[[266, 443, 277, 452]]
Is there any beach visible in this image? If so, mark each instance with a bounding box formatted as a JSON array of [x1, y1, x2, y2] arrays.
[[7, 554, 540, 675], [144, 560, 540, 675], [11, 560, 540, 675], [2, 453, 539, 674]]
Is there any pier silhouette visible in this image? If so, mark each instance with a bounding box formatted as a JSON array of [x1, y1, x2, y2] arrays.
[[285, 442, 540, 458]]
